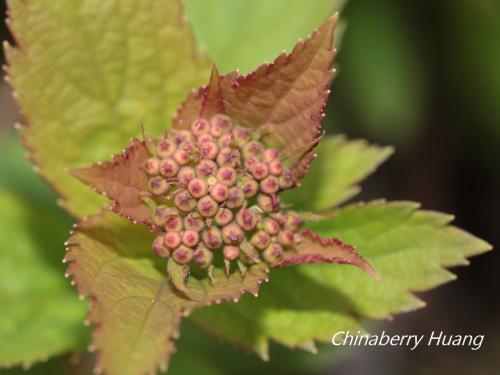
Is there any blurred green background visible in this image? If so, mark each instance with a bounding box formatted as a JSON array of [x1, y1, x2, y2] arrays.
[[0, 0, 499, 374]]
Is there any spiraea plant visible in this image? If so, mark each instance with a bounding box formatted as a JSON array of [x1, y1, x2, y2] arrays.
[[1, 1, 491, 374]]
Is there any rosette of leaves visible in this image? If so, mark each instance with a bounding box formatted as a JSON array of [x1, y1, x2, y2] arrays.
[[2, 1, 491, 375]]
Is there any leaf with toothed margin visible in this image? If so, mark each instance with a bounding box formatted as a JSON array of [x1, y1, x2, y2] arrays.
[[64, 211, 269, 375], [282, 135, 394, 210], [274, 229, 377, 279], [69, 138, 155, 229], [190, 201, 491, 359], [4, 0, 212, 218], [0, 189, 89, 368], [219, 14, 339, 180]]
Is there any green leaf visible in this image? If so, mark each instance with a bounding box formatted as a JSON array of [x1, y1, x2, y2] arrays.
[[191, 201, 490, 357], [64, 212, 269, 375], [4, 0, 212, 218], [184, 0, 347, 73], [0, 190, 88, 368], [282, 136, 393, 210]]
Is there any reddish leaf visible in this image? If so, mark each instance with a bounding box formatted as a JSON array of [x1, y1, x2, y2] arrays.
[[70, 139, 153, 228], [65, 211, 269, 375], [275, 229, 378, 278]]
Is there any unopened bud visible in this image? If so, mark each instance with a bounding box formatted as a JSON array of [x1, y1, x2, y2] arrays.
[[211, 114, 233, 134], [223, 245, 240, 261], [262, 218, 280, 235], [156, 138, 176, 158], [284, 212, 303, 231], [268, 159, 283, 176], [152, 235, 170, 258], [242, 141, 262, 158], [251, 231, 271, 250], [202, 227, 223, 249], [193, 244, 213, 268], [173, 148, 190, 166], [222, 222, 244, 244], [191, 118, 209, 136], [236, 208, 258, 231], [148, 177, 169, 195], [262, 243, 284, 264], [226, 187, 245, 209], [263, 148, 279, 162], [159, 158, 179, 177], [182, 230, 200, 247], [260, 175, 280, 194], [210, 182, 229, 203], [197, 196, 218, 217], [239, 176, 259, 198], [153, 206, 176, 226], [216, 167, 237, 186], [214, 207, 233, 226], [172, 245, 193, 264], [277, 229, 294, 246], [233, 126, 251, 146], [164, 215, 183, 232], [257, 194, 280, 212], [174, 190, 197, 212], [195, 159, 217, 177], [200, 142, 219, 160], [198, 133, 214, 144], [174, 130, 194, 144], [218, 133, 233, 148], [177, 166, 196, 185], [244, 156, 258, 169], [164, 231, 182, 249], [217, 147, 241, 167], [250, 162, 269, 180], [187, 178, 208, 198], [279, 169, 295, 189], [144, 157, 160, 175], [184, 212, 205, 232]]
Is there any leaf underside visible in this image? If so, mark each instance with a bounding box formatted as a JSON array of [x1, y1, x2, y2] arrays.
[[64, 211, 269, 375], [4, 0, 212, 218]]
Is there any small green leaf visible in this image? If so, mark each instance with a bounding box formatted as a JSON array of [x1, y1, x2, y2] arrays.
[[0, 190, 88, 368], [282, 136, 393, 210], [4, 0, 212, 218], [191, 201, 490, 357], [65, 211, 269, 375]]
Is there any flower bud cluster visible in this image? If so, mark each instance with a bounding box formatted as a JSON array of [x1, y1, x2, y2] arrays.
[[144, 114, 303, 269]]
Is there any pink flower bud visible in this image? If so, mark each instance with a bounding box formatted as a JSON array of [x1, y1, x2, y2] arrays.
[[197, 195, 218, 217], [144, 157, 160, 175], [250, 162, 269, 180], [152, 235, 170, 258], [262, 218, 280, 235], [198, 133, 214, 144], [244, 156, 258, 169], [148, 177, 169, 195], [183, 212, 205, 232], [202, 227, 223, 249], [172, 245, 194, 264], [173, 148, 190, 166], [214, 207, 233, 226], [257, 193, 280, 212], [268, 159, 283, 176], [218, 133, 233, 148], [179, 141, 198, 154], [164, 231, 182, 249], [182, 230, 200, 247], [223, 245, 240, 261], [251, 231, 271, 250], [209, 182, 229, 203], [177, 166, 196, 185], [159, 158, 179, 177], [226, 187, 245, 209], [217, 147, 241, 167], [263, 148, 279, 162], [164, 214, 183, 232], [279, 169, 295, 189], [239, 176, 259, 198], [277, 229, 294, 246], [262, 243, 284, 264], [187, 178, 208, 198], [173, 130, 194, 144], [156, 138, 176, 158], [233, 126, 251, 146], [236, 208, 258, 231], [242, 141, 262, 158], [222, 222, 244, 244], [284, 212, 303, 231], [216, 167, 237, 186], [195, 159, 217, 177], [211, 114, 233, 134], [153, 206, 176, 226], [174, 190, 197, 212], [260, 175, 280, 194], [191, 118, 209, 136], [200, 142, 219, 160], [193, 244, 214, 268]]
